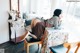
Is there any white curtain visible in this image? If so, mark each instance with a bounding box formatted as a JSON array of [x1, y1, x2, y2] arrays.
[[61, 1, 80, 42]]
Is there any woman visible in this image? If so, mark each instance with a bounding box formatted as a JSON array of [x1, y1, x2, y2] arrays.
[[45, 9, 62, 29], [26, 18, 46, 42]]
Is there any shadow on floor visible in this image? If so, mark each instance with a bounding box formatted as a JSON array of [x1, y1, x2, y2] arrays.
[[0, 41, 41, 53]]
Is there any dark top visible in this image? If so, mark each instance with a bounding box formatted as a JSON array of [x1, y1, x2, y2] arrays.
[[31, 22, 45, 40]]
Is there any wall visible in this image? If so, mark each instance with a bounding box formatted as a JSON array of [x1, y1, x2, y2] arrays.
[[19, 0, 58, 19], [36, 0, 51, 19], [50, 0, 61, 16], [20, 0, 30, 18], [0, 0, 9, 44], [28, 0, 52, 19]]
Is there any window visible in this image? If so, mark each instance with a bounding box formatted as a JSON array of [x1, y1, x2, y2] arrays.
[[60, 0, 80, 42], [29, 0, 51, 19]]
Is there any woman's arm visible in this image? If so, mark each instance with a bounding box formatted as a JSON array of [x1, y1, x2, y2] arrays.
[[29, 33, 37, 39]]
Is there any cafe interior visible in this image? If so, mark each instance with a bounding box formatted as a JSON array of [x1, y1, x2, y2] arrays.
[[0, 0, 80, 53]]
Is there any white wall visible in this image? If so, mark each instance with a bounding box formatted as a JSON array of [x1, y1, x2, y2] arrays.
[[50, 0, 60, 16], [28, 0, 52, 19], [19, 0, 55, 19], [0, 0, 9, 44], [20, 0, 30, 18], [36, 0, 51, 19], [30, 0, 37, 14]]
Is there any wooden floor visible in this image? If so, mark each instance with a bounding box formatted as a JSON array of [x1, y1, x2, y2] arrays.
[[0, 41, 40, 53]]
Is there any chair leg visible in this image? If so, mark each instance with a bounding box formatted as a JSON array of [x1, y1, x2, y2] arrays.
[[40, 44, 42, 53], [50, 51, 53, 53], [24, 44, 26, 50], [24, 42, 27, 51], [27, 45, 29, 53], [24, 44, 25, 50], [38, 44, 40, 53], [38, 44, 42, 53], [74, 44, 79, 53]]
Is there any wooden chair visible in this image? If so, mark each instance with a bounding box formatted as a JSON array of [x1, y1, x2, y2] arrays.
[[50, 42, 80, 53], [24, 30, 48, 53]]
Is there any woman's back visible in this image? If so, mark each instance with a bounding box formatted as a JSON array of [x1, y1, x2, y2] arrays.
[[31, 22, 45, 40], [31, 18, 45, 40]]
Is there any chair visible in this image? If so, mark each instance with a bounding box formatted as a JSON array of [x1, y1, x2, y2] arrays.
[[24, 18, 48, 53], [24, 30, 48, 53], [50, 42, 80, 53]]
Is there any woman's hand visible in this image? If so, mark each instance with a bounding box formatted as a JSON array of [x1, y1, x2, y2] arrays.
[[29, 33, 37, 39]]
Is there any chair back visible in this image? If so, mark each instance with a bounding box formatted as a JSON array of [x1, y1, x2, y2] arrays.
[[24, 30, 48, 53], [64, 42, 80, 53], [50, 42, 80, 53]]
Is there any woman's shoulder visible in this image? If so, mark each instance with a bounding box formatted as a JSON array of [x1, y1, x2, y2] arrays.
[[53, 16, 58, 18], [50, 16, 58, 19]]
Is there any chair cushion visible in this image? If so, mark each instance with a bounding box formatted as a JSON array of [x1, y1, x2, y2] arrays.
[[26, 38, 40, 43], [50, 44, 72, 53], [25, 20, 31, 26]]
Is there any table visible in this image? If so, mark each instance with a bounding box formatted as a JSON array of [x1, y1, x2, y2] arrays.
[[8, 19, 26, 43], [44, 27, 68, 53]]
